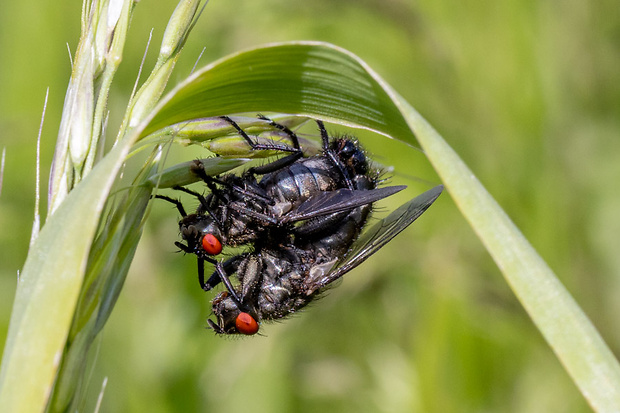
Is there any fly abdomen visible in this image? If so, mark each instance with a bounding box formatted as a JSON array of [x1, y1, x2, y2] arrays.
[[262, 157, 340, 204]]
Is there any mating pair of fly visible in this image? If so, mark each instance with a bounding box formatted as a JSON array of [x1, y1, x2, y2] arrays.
[[156, 114, 443, 335]]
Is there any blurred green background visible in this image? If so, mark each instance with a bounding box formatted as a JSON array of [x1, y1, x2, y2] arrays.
[[1, 0, 619, 412]]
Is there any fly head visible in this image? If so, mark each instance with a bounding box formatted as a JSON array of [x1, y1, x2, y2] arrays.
[[332, 138, 368, 176], [178, 214, 224, 256], [209, 291, 260, 335]]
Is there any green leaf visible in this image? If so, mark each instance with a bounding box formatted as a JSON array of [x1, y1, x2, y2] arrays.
[[147, 157, 249, 188], [0, 142, 135, 412], [142, 41, 417, 146], [391, 94, 620, 411]]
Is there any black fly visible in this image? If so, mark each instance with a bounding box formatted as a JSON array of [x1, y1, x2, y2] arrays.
[[157, 115, 403, 291], [156, 115, 442, 335], [205, 185, 442, 335]]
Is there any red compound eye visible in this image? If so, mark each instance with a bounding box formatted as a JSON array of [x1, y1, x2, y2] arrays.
[[201, 234, 222, 255], [235, 312, 259, 335]]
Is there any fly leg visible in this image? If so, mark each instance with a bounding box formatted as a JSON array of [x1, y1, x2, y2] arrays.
[[153, 194, 188, 217], [220, 114, 302, 154], [189, 162, 279, 227], [156, 193, 225, 245], [227, 202, 279, 225], [190, 160, 272, 204], [196, 255, 244, 304], [200, 254, 245, 290], [247, 114, 305, 175], [316, 120, 354, 189], [172, 241, 238, 299], [293, 210, 351, 238], [168, 185, 224, 225], [202, 253, 261, 315], [190, 113, 308, 204], [187, 160, 236, 204], [155, 187, 223, 228], [221, 115, 304, 175]]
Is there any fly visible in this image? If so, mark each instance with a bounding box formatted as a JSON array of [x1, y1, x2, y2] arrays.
[[156, 115, 403, 291], [204, 185, 443, 335], [156, 115, 443, 335]]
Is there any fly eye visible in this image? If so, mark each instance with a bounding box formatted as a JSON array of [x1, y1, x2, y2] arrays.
[[235, 312, 259, 335], [201, 234, 223, 255]]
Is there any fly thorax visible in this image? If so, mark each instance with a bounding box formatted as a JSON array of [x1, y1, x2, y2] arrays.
[[226, 204, 255, 239], [332, 137, 369, 178], [352, 175, 375, 190]]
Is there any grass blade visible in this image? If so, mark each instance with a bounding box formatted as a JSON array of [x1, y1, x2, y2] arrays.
[[0, 141, 134, 412], [392, 92, 620, 411]]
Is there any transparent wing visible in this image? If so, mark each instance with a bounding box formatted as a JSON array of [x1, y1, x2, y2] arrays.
[[312, 185, 443, 289], [281, 186, 406, 223]]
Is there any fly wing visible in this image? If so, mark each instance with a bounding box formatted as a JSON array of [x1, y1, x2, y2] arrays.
[[311, 185, 443, 289], [281, 186, 406, 223]]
